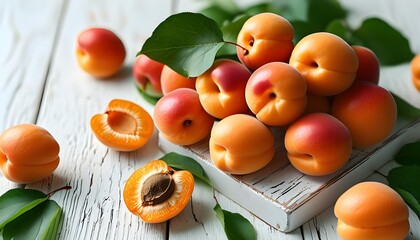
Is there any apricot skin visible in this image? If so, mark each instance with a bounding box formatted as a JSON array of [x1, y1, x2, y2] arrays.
[[411, 54, 420, 91], [161, 65, 196, 95], [352, 45, 380, 84], [289, 32, 358, 96], [0, 124, 60, 183], [237, 12, 294, 71], [133, 54, 164, 98], [154, 88, 214, 146], [196, 59, 251, 119], [245, 62, 307, 126], [75, 27, 126, 78], [209, 114, 275, 175], [334, 181, 409, 240], [331, 81, 397, 148], [284, 113, 352, 176]]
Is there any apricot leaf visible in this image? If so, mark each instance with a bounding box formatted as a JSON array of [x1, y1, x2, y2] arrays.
[[216, 14, 250, 59], [307, 0, 347, 30], [138, 12, 225, 78], [387, 166, 420, 219], [2, 200, 62, 240], [161, 152, 212, 186], [353, 18, 415, 65], [214, 203, 256, 240], [392, 93, 420, 119], [394, 142, 420, 166], [0, 189, 47, 229]]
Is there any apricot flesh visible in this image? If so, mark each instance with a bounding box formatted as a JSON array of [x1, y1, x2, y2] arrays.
[[90, 99, 154, 151], [0, 124, 60, 183], [334, 181, 409, 240], [123, 160, 194, 223]]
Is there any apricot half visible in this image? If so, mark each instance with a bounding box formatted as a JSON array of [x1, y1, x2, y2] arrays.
[[90, 99, 154, 151], [0, 124, 60, 183], [334, 181, 409, 240], [123, 160, 194, 223]]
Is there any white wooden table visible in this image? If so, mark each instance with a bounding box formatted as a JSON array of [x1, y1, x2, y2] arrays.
[[1, 0, 420, 239]]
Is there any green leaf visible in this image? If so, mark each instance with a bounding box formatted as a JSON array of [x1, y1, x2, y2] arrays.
[[353, 18, 415, 65], [135, 85, 160, 105], [388, 166, 420, 219], [200, 5, 235, 27], [307, 0, 347, 30], [392, 92, 420, 119], [216, 14, 250, 58], [204, 0, 240, 14], [138, 12, 225, 78], [325, 19, 355, 44], [394, 187, 420, 220], [290, 20, 318, 44], [0, 189, 47, 229], [394, 142, 420, 166], [161, 152, 212, 186], [213, 203, 256, 240], [2, 200, 62, 240]]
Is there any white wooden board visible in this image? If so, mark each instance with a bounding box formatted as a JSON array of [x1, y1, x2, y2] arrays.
[[159, 117, 420, 232]]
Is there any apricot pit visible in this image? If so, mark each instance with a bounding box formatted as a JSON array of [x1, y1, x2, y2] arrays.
[[123, 160, 194, 223]]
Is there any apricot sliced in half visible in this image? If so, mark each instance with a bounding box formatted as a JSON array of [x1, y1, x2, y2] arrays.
[[90, 99, 154, 151], [123, 160, 194, 223]]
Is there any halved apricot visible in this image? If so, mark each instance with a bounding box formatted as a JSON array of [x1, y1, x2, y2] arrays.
[[123, 160, 194, 223], [90, 99, 154, 151]]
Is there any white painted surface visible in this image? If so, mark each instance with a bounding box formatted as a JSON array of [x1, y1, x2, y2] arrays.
[[0, 0, 419, 239]]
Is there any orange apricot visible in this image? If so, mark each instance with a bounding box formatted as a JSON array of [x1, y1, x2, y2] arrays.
[[410, 54, 420, 91], [0, 124, 60, 183], [334, 181, 409, 240], [209, 114, 275, 175], [161, 65, 196, 95], [75, 27, 126, 78], [289, 32, 358, 96], [90, 99, 154, 151], [123, 160, 194, 223]]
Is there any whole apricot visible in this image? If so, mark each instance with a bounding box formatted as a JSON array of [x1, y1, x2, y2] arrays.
[[0, 124, 60, 183], [209, 114, 275, 175], [289, 32, 358, 96], [334, 181, 409, 240], [124, 160, 194, 223], [153, 88, 214, 146], [90, 99, 154, 151], [331, 81, 397, 148], [133, 54, 164, 98], [284, 113, 352, 176], [75, 27, 126, 78], [236, 12, 294, 71], [352, 45, 380, 84], [410, 54, 420, 91], [245, 62, 307, 126], [161, 65, 196, 95], [196, 59, 251, 119]]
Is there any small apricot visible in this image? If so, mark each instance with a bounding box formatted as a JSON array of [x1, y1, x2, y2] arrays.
[[133, 54, 164, 98], [352, 45, 380, 84], [410, 54, 420, 92], [123, 160, 194, 223], [90, 99, 154, 151], [0, 124, 60, 183], [334, 181, 409, 240], [75, 27, 126, 78], [161, 65, 196, 95], [209, 114, 275, 175]]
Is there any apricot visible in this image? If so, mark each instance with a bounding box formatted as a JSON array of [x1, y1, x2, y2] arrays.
[[153, 88, 214, 146], [331, 81, 397, 148], [410, 54, 420, 91], [161, 65, 196, 95], [133, 54, 164, 98], [195, 59, 251, 119], [334, 181, 409, 240], [209, 114, 275, 175], [123, 160, 194, 223], [284, 113, 352, 176], [75, 27, 126, 78], [0, 124, 60, 183], [289, 32, 358, 96], [245, 62, 307, 126], [90, 99, 154, 151], [236, 12, 294, 71], [352, 45, 380, 84], [304, 93, 331, 114]]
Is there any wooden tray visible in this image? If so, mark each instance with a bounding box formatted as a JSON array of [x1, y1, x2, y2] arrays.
[[158, 117, 420, 232]]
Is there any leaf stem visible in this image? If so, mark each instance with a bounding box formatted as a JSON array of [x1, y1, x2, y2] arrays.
[[224, 41, 249, 55], [47, 185, 72, 198]]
